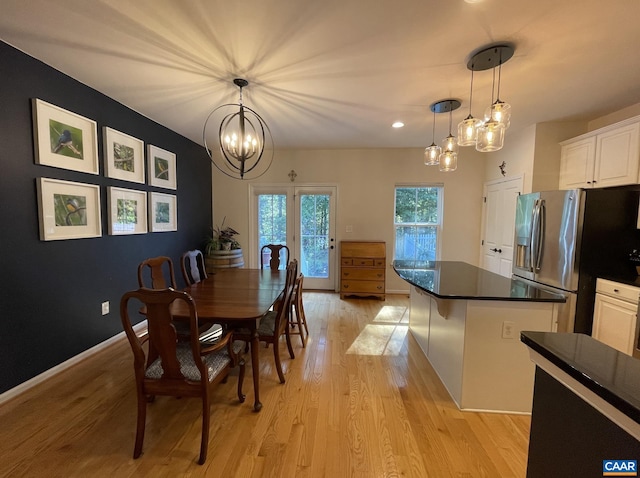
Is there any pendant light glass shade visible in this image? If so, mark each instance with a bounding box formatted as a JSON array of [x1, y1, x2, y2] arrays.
[[438, 150, 458, 172], [424, 142, 441, 165], [457, 115, 480, 146], [484, 100, 511, 129], [441, 133, 458, 154], [476, 119, 505, 152]]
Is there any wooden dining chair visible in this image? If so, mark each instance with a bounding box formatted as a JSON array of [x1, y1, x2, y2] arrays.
[[181, 249, 208, 286], [181, 250, 223, 342], [119, 287, 245, 465], [260, 244, 290, 270], [288, 273, 309, 347], [234, 259, 298, 383], [137, 256, 177, 289]]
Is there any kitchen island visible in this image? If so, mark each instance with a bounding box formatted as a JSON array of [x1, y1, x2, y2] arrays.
[[521, 331, 640, 477], [394, 260, 565, 414]]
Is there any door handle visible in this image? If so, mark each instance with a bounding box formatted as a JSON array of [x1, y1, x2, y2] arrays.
[[490, 248, 502, 253]]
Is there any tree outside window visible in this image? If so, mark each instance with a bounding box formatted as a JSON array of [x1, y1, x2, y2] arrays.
[[394, 186, 441, 261]]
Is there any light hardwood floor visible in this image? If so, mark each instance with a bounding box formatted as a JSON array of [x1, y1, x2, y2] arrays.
[[0, 293, 530, 477]]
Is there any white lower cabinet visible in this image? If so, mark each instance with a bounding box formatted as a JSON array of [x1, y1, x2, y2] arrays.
[[592, 279, 640, 355]]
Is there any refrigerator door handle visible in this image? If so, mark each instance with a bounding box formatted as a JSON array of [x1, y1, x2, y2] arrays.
[[534, 199, 546, 272], [530, 199, 541, 271]]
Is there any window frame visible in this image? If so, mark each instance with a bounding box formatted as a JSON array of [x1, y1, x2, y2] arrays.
[[393, 184, 444, 262]]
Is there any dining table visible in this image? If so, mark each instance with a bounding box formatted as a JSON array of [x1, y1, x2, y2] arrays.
[[170, 268, 286, 412]]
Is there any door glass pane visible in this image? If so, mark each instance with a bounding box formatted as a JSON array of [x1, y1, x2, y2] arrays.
[[300, 194, 329, 278], [258, 194, 287, 268]]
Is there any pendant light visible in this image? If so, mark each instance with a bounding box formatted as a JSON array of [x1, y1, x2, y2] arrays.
[[468, 43, 515, 153], [484, 56, 511, 129], [477, 66, 506, 151], [457, 67, 480, 146], [203, 78, 274, 180], [435, 99, 460, 172], [424, 107, 441, 165]]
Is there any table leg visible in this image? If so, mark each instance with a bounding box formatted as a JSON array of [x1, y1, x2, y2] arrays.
[[251, 330, 262, 412]]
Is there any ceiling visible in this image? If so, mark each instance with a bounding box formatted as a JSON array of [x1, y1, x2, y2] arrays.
[[2, 0, 640, 150]]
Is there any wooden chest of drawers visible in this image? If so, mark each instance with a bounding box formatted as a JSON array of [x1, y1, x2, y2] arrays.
[[340, 241, 385, 300]]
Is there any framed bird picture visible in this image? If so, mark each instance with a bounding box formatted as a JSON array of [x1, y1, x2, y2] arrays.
[[147, 145, 177, 190], [103, 127, 145, 183], [36, 178, 102, 241], [31, 99, 99, 175]]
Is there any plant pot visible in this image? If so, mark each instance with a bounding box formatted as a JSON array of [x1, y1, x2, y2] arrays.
[[205, 249, 244, 272]]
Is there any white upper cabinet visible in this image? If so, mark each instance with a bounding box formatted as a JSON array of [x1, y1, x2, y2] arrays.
[[559, 118, 640, 189], [559, 136, 596, 189]]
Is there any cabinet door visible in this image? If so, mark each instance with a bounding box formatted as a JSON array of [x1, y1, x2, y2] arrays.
[[592, 294, 637, 355], [559, 137, 596, 189], [593, 122, 640, 188]]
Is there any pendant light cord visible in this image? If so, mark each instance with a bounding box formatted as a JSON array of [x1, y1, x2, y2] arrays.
[[496, 48, 503, 101], [468, 68, 474, 115], [431, 109, 436, 142]]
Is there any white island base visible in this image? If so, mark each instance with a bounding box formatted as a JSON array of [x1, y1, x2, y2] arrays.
[[410, 286, 558, 414]]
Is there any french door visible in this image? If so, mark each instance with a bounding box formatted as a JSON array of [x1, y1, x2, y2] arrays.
[[250, 185, 337, 290]]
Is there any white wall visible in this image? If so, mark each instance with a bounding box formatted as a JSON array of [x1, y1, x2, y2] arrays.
[[213, 148, 485, 293], [482, 121, 588, 192]]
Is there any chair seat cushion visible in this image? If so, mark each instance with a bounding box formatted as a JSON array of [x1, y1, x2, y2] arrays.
[[145, 343, 231, 382], [235, 310, 277, 338]]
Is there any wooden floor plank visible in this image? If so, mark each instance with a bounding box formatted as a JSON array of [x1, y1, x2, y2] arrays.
[[0, 292, 530, 477]]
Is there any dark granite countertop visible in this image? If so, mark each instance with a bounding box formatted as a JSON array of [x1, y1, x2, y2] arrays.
[[521, 331, 640, 424], [393, 260, 566, 302]]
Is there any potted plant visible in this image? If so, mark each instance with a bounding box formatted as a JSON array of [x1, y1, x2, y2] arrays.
[[204, 218, 244, 270]]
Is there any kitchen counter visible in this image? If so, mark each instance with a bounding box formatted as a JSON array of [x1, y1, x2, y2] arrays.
[[520, 331, 640, 476], [393, 260, 565, 302], [394, 261, 563, 413]]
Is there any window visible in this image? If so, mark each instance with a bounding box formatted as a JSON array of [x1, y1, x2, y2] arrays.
[[394, 186, 442, 261]]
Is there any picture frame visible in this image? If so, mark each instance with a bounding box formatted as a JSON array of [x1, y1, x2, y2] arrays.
[[103, 127, 145, 183], [32, 98, 99, 175], [147, 145, 177, 189], [107, 187, 148, 235], [36, 177, 102, 241], [149, 192, 177, 232]]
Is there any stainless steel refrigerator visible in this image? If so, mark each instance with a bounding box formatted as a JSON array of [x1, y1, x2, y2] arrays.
[[512, 188, 640, 334]]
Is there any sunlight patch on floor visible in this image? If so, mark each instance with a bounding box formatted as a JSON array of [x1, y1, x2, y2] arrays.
[[372, 305, 409, 324], [347, 306, 409, 356]]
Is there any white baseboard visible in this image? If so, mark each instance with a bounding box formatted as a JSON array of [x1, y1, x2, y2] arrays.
[[0, 321, 147, 406]]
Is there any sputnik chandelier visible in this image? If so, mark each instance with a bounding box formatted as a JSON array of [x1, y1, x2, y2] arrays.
[[425, 43, 515, 172], [203, 78, 274, 180]]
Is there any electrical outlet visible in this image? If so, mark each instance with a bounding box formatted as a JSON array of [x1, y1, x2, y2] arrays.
[[502, 321, 516, 339], [101, 301, 110, 315]]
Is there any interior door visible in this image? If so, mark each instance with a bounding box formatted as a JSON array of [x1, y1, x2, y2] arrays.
[[481, 176, 523, 277]]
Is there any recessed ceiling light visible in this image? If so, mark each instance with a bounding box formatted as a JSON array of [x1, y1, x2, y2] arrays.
[[392, 121, 404, 128]]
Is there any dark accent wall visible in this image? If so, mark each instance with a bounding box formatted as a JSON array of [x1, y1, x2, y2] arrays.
[[0, 42, 212, 394]]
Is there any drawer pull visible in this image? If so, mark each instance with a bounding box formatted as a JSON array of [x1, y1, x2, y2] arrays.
[[344, 272, 349, 276], [614, 289, 620, 293], [344, 285, 349, 289]]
